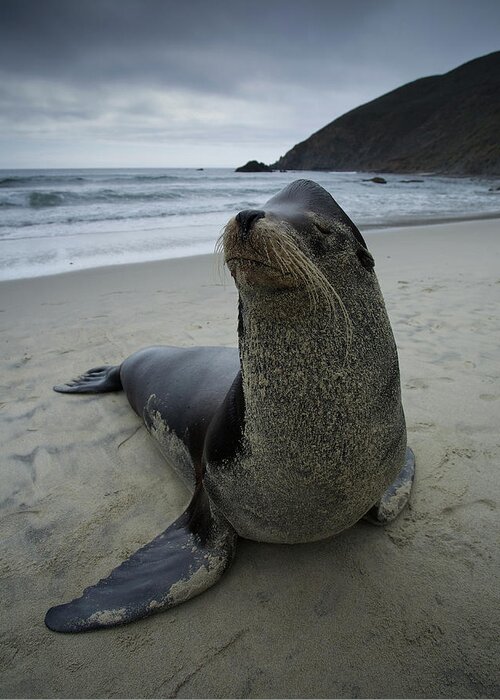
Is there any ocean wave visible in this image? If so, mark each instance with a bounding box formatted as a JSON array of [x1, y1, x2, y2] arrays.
[[22, 188, 185, 208], [0, 172, 186, 189], [2, 167, 500, 283], [29, 191, 66, 207], [133, 174, 183, 182], [0, 185, 263, 211], [0, 172, 182, 187], [0, 202, 240, 234], [0, 175, 87, 188]]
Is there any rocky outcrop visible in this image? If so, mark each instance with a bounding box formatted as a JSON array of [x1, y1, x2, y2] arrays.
[[235, 160, 273, 173], [271, 52, 500, 176]]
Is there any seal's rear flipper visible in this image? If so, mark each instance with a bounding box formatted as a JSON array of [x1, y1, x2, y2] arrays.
[[54, 365, 122, 393], [45, 487, 237, 632], [364, 447, 415, 525]]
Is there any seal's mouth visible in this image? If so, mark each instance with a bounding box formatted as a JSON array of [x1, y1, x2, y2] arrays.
[[219, 217, 300, 290], [225, 254, 292, 288], [226, 256, 282, 271]]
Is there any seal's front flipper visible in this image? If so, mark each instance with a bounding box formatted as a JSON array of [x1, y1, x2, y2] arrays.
[[364, 447, 415, 525], [45, 487, 237, 632], [54, 365, 122, 393]]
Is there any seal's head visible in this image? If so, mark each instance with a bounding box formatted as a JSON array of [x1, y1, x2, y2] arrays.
[[218, 179, 375, 308]]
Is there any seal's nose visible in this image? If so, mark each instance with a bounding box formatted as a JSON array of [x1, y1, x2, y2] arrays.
[[236, 209, 265, 241]]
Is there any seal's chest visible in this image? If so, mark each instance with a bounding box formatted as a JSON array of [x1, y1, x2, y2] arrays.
[[205, 442, 362, 544]]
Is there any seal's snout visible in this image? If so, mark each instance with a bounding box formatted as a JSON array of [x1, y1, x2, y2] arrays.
[[235, 209, 265, 241]]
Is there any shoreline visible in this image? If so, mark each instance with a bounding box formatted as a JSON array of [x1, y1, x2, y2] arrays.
[[2, 212, 500, 285], [362, 209, 500, 230], [1, 217, 499, 698]]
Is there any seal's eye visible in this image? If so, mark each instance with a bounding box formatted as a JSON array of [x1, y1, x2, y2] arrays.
[[314, 222, 332, 236]]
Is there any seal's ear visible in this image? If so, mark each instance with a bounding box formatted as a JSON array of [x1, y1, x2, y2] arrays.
[[349, 223, 374, 269], [357, 247, 375, 270], [350, 223, 368, 249]]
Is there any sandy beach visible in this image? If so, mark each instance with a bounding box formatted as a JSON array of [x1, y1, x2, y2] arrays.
[[1, 218, 499, 699]]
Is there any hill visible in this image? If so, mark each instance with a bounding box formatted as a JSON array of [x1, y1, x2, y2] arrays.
[[269, 52, 500, 176]]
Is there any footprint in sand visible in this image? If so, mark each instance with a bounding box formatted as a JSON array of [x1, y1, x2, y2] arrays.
[[441, 498, 497, 516], [479, 393, 499, 401], [405, 378, 429, 390], [410, 421, 435, 432]]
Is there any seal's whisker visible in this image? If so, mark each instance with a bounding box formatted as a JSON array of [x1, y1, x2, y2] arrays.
[[263, 238, 273, 268], [271, 230, 353, 362], [275, 235, 330, 309], [267, 237, 287, 276], [273, 239, 323, 313], [214, 229, 228, 283]]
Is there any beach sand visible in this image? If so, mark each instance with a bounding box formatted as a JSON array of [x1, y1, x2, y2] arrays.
[[0, 219, 499, 699]]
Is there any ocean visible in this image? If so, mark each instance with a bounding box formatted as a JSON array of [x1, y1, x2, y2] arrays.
[[1, 167, 498, 281]]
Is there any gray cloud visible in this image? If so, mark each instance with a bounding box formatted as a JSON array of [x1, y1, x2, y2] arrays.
[[0, 0, 380, 90], [0, 0, 499, 167]]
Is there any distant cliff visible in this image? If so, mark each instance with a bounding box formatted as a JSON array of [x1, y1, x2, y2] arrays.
[[269, 52, 500, 176]]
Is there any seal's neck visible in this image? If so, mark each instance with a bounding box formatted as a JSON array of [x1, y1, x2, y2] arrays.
[[238, 289, 350, 455]]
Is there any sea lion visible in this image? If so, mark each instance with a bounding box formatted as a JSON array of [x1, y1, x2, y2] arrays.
[[45, 179, 415, 633]]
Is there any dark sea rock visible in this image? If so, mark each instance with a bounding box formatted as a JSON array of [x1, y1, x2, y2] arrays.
[[271, 51, 500, 176], [235, 160, 273, 173], [362, 176, 387, 184]]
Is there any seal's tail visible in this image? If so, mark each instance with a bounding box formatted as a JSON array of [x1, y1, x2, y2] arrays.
[[53, 365, 122, 393]]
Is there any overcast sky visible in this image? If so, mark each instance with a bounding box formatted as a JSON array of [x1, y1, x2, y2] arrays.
[[1, 0, 499, 169]]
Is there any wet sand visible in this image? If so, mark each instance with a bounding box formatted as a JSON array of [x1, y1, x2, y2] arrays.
[[0, 219, 499, 698]]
